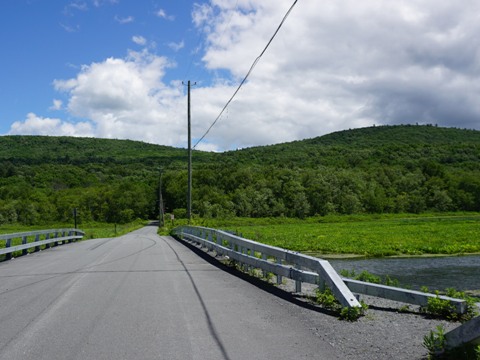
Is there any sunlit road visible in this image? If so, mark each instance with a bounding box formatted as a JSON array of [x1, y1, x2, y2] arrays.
[[0, 226, 341, 360]]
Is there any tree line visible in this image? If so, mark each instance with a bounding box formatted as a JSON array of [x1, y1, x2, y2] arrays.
[[0, 125, 479, 225]]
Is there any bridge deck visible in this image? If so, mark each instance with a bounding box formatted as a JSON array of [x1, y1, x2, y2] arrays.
[[0, 226, 340, 360]]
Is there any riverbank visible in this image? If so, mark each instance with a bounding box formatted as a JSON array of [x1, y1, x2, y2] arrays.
[[316, 252, 480, 260], [328, 254, 480, 293]]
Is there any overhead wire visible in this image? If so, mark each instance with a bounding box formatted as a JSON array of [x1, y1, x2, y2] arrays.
[[193, 0, 299, 149]]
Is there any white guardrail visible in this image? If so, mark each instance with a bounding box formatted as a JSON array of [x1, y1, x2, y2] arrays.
[[173, 226, 467, 314], [0, 229, 85, 260]]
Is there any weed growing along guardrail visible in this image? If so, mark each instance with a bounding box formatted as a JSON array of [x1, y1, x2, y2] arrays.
[[420, 287, 479, 323], [423, 325, 480, 360], [341, 270, 479, 322]]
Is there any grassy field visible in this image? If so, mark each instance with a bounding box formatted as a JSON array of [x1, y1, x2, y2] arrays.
[[185, 213, 480, 257], [0, 219, 148, 246]]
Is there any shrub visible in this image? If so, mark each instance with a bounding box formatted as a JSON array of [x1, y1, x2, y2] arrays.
[[422, 288, 479, 322], [315, 287, 367, 321], [423, 325, 446, 358]]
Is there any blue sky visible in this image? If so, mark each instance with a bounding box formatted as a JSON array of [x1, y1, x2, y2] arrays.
[[1, 1, 480, 151], [1, 1, 207, 137]]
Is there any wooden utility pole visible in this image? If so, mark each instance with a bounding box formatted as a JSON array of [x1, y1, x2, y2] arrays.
[[159, 170, 164, 227], [186, 80, 193, 223]]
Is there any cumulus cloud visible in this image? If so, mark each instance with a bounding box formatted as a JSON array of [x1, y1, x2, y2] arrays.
[[11, 0, 480, 151], [51, 49, 186, 145], [189, 0, 480, 149], [9, 113, 93, 137]]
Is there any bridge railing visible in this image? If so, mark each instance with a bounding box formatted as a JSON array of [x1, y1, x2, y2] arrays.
[[173, 225, 467, 314], [0, 229, 85, 260], [174, 225, 361, 309]]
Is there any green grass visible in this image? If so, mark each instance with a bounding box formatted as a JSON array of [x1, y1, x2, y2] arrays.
[[183, 213, 480, 257], [80, 220, 148, 239], [0, 219, 148, 244]]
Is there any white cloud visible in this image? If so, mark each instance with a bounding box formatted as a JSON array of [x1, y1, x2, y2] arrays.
[[114, 15, 134, 24], [51, 50, 186, 146], [60, 23, 80, 33], [12, 0, 480, 151], [9, 113, 93, 137], [187, 0, 480, 149], [49, 99, 63, 111], [168, 40, 184, 52], [155, 9, 175, 21], [132, 35, 147, 46], [93, 0, 118, 7]]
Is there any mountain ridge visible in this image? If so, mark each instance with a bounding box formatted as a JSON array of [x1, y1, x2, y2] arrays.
[[1, 125, 479, 224]]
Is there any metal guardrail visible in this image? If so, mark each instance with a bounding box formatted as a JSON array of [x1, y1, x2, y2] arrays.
[[445, 315, 480, 350], [174, 226, 361, 309], [173, 226, 467, 314], [0, 229, 85, 260]]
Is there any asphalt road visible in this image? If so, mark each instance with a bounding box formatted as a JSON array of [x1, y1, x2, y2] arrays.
[[0, 225, 343, 360]]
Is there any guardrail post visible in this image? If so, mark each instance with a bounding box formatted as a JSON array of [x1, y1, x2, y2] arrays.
[[34, 234, 41, 252], [5, 238, 12, 260], [276, 258, 283, 285], [262, 253, 267, 278], [295, 264, 302, 293], [22, 236, 28, 255], [45, 233, 51, 249], [316, 260, 361, 308], [318, 278, 326, 292]]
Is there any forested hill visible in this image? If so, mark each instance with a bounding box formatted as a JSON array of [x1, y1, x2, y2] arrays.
[[0, 135, 212, 167], [223, 125, 480, 169], [0, 125, 479, 225]]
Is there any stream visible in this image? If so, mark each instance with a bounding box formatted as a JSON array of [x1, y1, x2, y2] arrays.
[[328, 254, 480, 292]]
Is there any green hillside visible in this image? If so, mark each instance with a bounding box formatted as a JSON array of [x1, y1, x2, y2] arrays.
[[225, 125, 480, 169], [0, 125, 479, 225]]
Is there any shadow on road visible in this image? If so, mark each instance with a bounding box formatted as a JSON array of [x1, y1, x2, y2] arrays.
[[162, 237, 233, 360]]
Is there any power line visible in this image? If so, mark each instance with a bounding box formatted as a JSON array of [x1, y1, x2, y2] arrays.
[[193, 0, 299, 149]]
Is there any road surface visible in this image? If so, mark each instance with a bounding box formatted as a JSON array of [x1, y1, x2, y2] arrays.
[[0, 225, 342, 360]]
